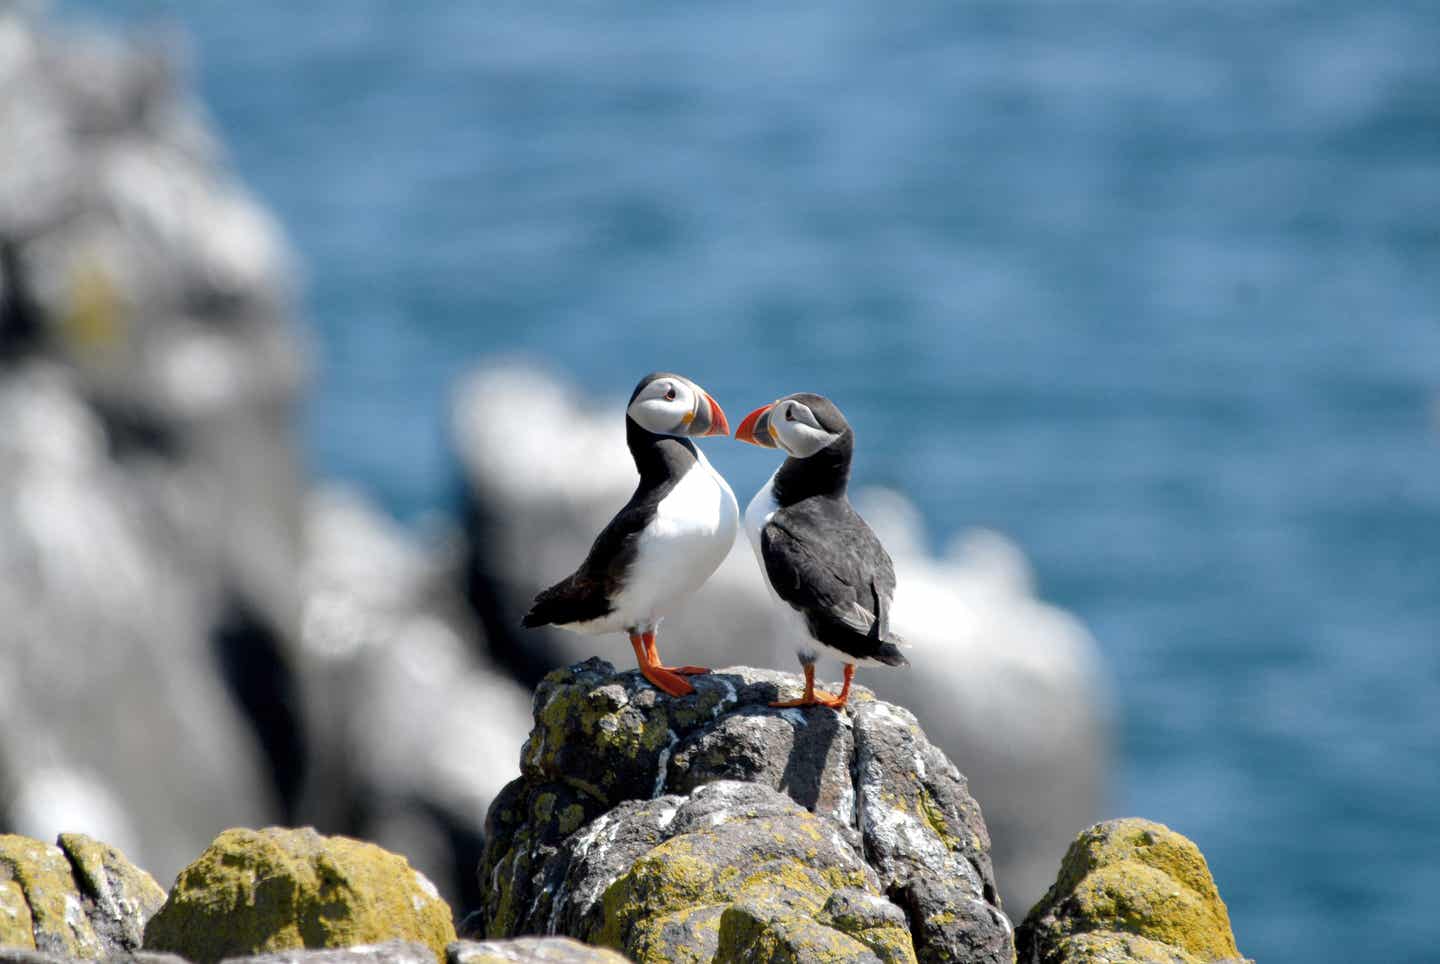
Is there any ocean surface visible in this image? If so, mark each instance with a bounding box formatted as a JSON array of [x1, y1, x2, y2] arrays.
[[60, 2, 1440, 960]]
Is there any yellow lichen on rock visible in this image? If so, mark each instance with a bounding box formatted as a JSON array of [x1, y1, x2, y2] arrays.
[[0, 835, 102, 957], [0, 878, 36, 950], [1017, 818, 1244, 964], [143, 827, 456, 964]]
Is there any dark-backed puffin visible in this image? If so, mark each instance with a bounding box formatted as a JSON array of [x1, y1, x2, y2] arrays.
[[522, 372, 739, 697], [733, 393, 907, 708]]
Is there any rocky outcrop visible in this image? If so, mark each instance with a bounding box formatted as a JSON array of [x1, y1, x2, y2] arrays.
[[0, 12, 531, 912], [0, 9, 302, 880], [452, 365, 1108, 912], [0, 834, 165, 958], [473, 660, 1013, 964], [1016, 819, 1246, 964], [142, 828, 455, 964]]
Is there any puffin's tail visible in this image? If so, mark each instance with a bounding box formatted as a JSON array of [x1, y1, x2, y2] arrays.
[[874, 637, 908, 667]]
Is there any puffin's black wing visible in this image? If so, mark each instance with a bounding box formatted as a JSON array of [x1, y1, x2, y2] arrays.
[[760, 500, 906, 665], [521, 482, 671, 628]]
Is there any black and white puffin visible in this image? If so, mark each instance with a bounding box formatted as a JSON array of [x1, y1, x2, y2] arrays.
[[522, 372, 739, 697], [733, 393, 907, 708]]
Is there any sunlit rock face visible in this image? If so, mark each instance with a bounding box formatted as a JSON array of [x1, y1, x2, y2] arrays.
[[0, 10, 305, 881], [143, 827, 456, 964], [1017, 818, 1249, 964], [0, 831, 166, 957], [453, 364, 1110, 911], [474, 659, 1014, 964]]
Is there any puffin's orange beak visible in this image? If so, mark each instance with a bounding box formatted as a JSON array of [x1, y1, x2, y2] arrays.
[[700, 392, 730, 437], [733, 403, 778, 448]]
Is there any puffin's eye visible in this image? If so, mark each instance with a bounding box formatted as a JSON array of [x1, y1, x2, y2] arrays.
[[664, 385, 677, 401], [785, 406, 795, 422]]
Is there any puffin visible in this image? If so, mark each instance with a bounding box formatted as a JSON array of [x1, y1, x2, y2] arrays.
[[522, 372, 739, 697], [733, 393, 907, 708]]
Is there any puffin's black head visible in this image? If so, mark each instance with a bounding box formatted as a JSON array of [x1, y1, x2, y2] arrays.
[[625, 371, 731, 438], [733, 392, 851, 457]]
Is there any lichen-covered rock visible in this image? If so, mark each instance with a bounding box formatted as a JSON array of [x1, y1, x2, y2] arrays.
[[56, 835, 167, 955], [218, 940, 438, 964], [142, 828, 456, 964], [819, 890, 916, 964], [0, 833, 164, 958], [716, 900, 879, 963], [1016, 819, 1245, 964], [0, 836, 101, 957], [448, 937, 632, 963], [475, 660, 1013, 964]]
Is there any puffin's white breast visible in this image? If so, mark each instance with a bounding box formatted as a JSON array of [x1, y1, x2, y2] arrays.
[[743, 468, 779, 591], [607, 447, 738, 629]]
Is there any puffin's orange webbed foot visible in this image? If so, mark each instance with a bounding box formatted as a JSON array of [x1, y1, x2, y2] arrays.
[[770, 688, 846, 709], [770, 662, 852, 710], [642, 631, 709, 678], [640, 664, 696, 697]]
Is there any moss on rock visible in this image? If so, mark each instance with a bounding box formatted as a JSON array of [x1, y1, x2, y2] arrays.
[[142, 827, 455, 964], [1017, 819, 1244, 964]]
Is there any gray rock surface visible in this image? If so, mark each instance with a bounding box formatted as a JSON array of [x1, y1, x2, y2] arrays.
[[218, 942, 436, 964], [0, 9, 303, 881], [295, 489, 534, 909], [0, 362, 279, 882], [474, 659, 1012, 964], [0, 954, 185, 964], [0, 11, 537, 911], [453, 365, 1109, 911], [448, 938, 631, 964]]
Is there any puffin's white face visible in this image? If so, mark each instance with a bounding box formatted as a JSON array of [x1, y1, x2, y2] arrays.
[[733, 394, 847, 458], [766, 398, 842, 458], [626, 374, 730, 438]]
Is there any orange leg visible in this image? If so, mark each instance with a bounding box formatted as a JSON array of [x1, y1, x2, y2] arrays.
[[630, 633, 695, 697], [770, 663, 853, 710], [643, 630, 710, 677]]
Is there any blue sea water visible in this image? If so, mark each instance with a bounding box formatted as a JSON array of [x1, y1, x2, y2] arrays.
[[60, 2, 1440, 960]]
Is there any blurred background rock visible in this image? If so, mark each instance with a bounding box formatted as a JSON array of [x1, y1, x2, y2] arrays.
[[4, 2, 1440, 962]]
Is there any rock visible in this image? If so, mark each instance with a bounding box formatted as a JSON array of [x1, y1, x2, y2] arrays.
[[142, 828, 456, 964], [0, 833, 164, 957], [1016, 819, 1246, 964], [452, 365, 1108, 912], [1, 8, 307, 883], [448, 937, 631, 963], [54, 835, 166, 956], [0, 953, 185, 964], [0, 361, 283, 879], [295, 489, 533, 912], [219, 941, 437, 964], [473, 660, 1013, 964]]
